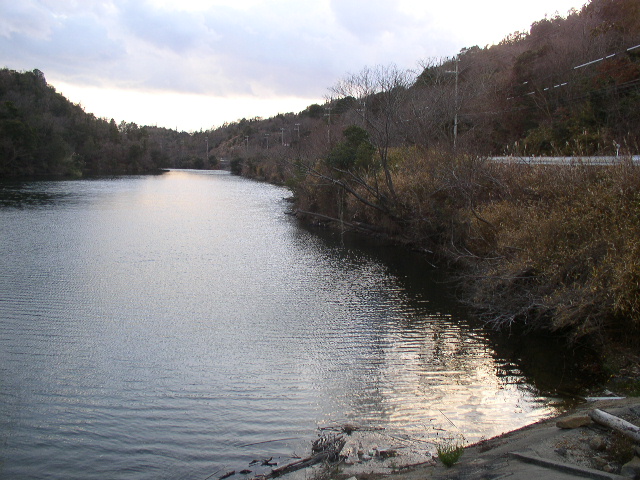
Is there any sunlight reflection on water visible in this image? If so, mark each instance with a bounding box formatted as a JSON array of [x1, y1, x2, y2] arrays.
[[0, 171, 562, 480]]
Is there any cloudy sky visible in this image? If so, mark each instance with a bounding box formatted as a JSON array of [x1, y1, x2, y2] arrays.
[[2, 0, 588, 131]]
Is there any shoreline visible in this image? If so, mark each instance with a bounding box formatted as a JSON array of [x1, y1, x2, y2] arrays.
[[310, 397, 640, 480]]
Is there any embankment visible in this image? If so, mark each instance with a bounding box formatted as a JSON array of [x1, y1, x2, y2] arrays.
[[237, 150, 640, 374]]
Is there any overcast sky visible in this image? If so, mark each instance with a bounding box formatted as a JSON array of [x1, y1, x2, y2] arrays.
[[1, 0, 588, 131]]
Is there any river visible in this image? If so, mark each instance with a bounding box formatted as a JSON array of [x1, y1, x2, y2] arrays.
[[0, 170, 569, 479]]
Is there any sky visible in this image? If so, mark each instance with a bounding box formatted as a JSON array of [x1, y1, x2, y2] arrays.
[[1, 0, 589, 132]]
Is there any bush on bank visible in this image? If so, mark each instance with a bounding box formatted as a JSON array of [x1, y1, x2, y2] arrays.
[[281, 148, 640, 350], [464, 160, 640, 343]]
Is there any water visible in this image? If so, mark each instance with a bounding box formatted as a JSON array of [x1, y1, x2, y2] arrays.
[[0, 170, 565, 479]]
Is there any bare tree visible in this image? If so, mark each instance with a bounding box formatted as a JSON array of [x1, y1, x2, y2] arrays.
[[330, 64, 416, 200]]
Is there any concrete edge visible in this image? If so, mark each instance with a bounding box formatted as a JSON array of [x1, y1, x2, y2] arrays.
[[509, 451, 628, 480]]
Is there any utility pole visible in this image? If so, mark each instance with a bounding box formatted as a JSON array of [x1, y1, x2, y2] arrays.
[[324, 105, 332, 144], [445, 55, 460, 149], [454, 55, 459, 150], [245, 135, 249, 154], [358, 101, 367, 127], [281, 128, 285, 146], [265, 133, 270, 150]]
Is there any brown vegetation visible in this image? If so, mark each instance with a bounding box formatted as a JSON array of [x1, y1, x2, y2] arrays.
[[292, 148, 640, 349], [446, 159, 640, 345], [215, 0, 640, 351], [4, 1, 639, 352]]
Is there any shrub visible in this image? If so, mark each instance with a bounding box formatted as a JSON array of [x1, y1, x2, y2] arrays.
[[436, 440, 465, 467]]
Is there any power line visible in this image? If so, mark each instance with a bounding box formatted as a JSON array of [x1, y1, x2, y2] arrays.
[[573, 44, 640, 70], [460, 76, 640, 119], [506, 43, 640, 101]]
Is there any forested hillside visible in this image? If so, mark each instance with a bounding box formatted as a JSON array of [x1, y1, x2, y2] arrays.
[[215, 0, 640, 352], [3, 0, 638, 178], [0, 69, 222, 177], [212, 0, 640, 168]]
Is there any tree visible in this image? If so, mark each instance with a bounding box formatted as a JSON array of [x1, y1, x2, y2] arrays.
[[327, 125, 375, 170], [0, 100, 36, 175], [303, 104, 324, 119], [330, 64, 415, 200]]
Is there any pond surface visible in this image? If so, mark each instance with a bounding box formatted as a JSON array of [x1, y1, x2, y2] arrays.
[[0, 170, 568, 479]]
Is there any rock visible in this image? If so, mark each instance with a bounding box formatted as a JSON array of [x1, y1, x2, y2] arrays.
[[378, 449, 398, 459], [343, 453, 359, 465], [621, 456, 640, 479], [340, 445, 354, 457], [556, 415, 592, 429], [589, 435, 607, 451], [341, 424, 359, 434], [554, 447, 567, 457], [593, 456, 607, 467], [635, 445, 640, 457]]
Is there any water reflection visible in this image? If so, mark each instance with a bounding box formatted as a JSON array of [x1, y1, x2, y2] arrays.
[[0, 180, 77, 207], [0, 171, 577, 480]]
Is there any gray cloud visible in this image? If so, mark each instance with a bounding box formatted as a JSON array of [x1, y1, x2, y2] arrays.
[[329, 0, 409, 41], [119, 1, 210, 53], [0, 0, 460, 99], [0, 2, 124, 84], [0, 1, 53, 39]]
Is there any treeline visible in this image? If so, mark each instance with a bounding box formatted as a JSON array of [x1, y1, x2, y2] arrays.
[[0, 69, 222, 177], [214, 0, 640, 167], [213, 0, 640, 351]]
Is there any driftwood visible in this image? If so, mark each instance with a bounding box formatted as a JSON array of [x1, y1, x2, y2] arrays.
[[589, 409, 640, 443], [585, 396, 626, 402], [319, 423, 386, 434], [260, 435, 346, 479]]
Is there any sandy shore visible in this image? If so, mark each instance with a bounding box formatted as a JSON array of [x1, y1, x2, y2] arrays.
[[357, 397, 640, 480], [279, 397, 640, 480]]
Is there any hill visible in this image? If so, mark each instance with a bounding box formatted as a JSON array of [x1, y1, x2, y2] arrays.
[[211, 0, 640, 356]]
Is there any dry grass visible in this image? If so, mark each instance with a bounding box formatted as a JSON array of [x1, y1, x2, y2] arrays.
[[469, 161, 640, 343], [286, 149, 640, 348]]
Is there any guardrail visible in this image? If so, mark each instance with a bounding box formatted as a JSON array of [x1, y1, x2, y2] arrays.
[[490, 156, 640, 165]]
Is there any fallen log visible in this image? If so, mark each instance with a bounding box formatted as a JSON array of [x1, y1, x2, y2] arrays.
[[319, 423, 386, 434], [589, 409, 640, 443], [262, 435, 346, 479]]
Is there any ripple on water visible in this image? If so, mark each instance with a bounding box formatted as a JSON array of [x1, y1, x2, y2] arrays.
[[0, 172, 561, 480]]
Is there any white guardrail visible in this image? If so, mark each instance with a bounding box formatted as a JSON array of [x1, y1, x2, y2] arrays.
[[490, 156, 640, 165]]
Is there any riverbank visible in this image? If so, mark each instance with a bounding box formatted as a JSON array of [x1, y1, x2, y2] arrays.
[[238, 152, 640, 370], [407, 396, 640, 479], [392, 397, 639, 479], [287, 397, 640, 480]]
